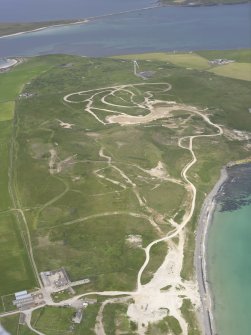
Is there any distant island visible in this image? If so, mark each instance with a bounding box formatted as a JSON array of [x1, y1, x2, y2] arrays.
[[159, 0, 249, 5], [0, 0, 249, 38], [0, 20, 85, 38]]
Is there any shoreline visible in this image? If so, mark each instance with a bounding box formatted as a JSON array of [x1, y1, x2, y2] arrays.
[[167, 0, 250, 7], [0, 58, 21, 71], [195, 167, 228, 335], [0, 5, 159, 40], [0, 59, 17, 69], [0, 20, 90, 40], [0, 2, 249, 40]]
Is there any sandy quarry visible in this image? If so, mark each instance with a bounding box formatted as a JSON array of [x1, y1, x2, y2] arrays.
[[106, 102, 198, 126]]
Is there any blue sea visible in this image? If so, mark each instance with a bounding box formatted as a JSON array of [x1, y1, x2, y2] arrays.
[[0, 4, 250, 57], [208, 164, 251, 335], [0, 0, 153, 22]]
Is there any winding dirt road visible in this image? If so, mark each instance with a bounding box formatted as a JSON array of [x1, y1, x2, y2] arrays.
[[62, 82, 223, 335], [1, 82, 223, 335]]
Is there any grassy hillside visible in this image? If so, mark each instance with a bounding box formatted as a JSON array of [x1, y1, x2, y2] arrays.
[[112, 49, 251, 82], [0, 51, 250, 333]]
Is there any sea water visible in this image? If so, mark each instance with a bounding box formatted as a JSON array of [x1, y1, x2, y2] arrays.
[[0, 0, 153, 22], [0, 4, 250, 57], [208, 163, 251, 335]]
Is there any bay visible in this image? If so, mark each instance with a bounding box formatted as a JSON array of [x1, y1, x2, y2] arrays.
[[0, 0, 153, 22], [0, 4, 250, 58]]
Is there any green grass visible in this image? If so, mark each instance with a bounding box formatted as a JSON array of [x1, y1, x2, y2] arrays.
[[103, 303, 136, 335], [0, 212, 36, 296], [181, 299, 201, 335], [1, 293, 19, 313], [1, 52, 251, 334], [0, 314, 20, 335], [0, 314, 36, 335], [34, 215, 157, 291], [31, 305, 100, 335], [31, 306, 76, 334], [0, 57, 56, 103], [0, 55, 79, 296], [52, 289, 74, 303], [181, 136, 248, 281], [197, 49, 251, 63], [0, 102, 14, 121], [141, 241, 168, 284], [146, 315, 182, 335], [112, 52, 210, 70], [113, 49, 251, 82], [208, 62, 251, 81], [0, 121, 12, 211], [139, 181, 186, 217]]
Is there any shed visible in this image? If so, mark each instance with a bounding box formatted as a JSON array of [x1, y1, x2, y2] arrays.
[[15, 291, 28, 299]]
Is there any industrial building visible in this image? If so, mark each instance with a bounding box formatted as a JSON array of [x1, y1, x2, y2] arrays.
[[13, 291, 35, 309]]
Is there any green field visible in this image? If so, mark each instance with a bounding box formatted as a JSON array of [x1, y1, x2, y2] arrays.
[[147, 315, 182, 335], [113, 52, 210, 70], [208, 62, 251, 81], [0, 51, 251, 334], [0, 56, 71, 298], [0, 121, 36, 297], [197, 49, 251, 63], [0, 102, 14, 121], [0, 314, 36, 335], [103, 303, 137, 334], [113, 49, 251, 82], [31, 305, 100, 335], [0, 212, 36, 297]]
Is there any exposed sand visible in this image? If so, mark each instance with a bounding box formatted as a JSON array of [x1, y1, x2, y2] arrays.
[[145, 161, 168, 179], [0, 58, 18, 70], [57, 119, 74, 129], [106, 102, 198, 126], [128, 233, 200, 334], [126, 234, 143, 248]]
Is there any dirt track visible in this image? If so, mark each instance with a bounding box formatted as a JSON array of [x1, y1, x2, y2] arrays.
[[63, 82, 223, 334], [1, 82, 224, 334]]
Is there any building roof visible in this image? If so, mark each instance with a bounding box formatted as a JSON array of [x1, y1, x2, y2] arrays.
[[15, 291, 27, 298], [16, 293, 32, 301]]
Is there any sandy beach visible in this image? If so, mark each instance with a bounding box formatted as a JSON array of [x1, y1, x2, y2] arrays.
[[0, 58, 18, 70], [195, 167, 228, 335]]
